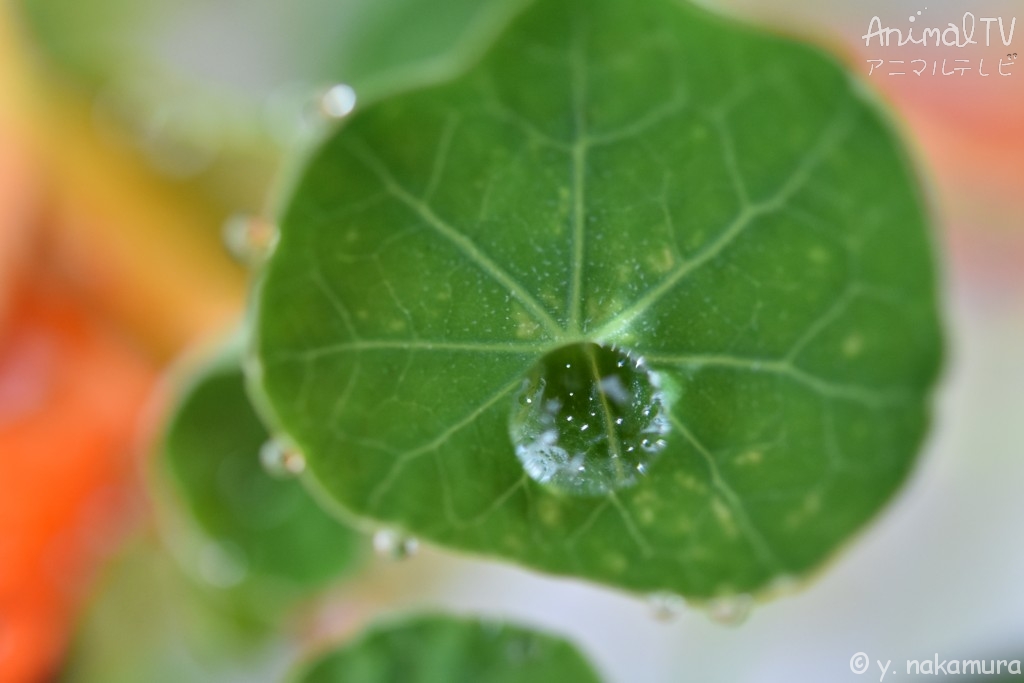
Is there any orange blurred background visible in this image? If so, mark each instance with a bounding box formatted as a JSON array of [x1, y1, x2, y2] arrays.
[[0, 8, 245, 679]]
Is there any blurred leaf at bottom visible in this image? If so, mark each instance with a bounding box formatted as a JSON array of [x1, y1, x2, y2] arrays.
[[293, 614, 604, 683]]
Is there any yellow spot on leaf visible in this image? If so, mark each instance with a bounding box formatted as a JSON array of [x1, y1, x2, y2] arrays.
[[604, 553, 628, 573], [648, 246, 676, 274], [513, 303, 542, 339], [735, 450, 763, 466], [808, 246, 830, 264], [711, 497, 738, 538], [538, 498, 561, 526], [842, 333, 864, 357]]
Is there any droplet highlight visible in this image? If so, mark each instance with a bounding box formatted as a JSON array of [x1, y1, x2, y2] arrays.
[[222, 214, 278, 265], [259, 439, 306, 478], [509, 342, 670, 496], [320, 84, 357, 119], [648, 591, 687, 621], [705, 594, 754, 626], [373, 529, 419, 560]]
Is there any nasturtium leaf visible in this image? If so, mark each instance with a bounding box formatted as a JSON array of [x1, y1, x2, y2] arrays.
[[64, 535, 290, 683], [161, 342, 363, 600], [292, 615, 602, 683], [253, 0, 943, 599]]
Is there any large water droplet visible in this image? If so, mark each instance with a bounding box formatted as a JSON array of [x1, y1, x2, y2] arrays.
[[373, 529, 419, 560], [259, 439, 306, 478], [509, 342, 670, 496]]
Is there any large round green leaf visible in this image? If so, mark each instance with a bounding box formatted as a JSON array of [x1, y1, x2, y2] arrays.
[[292, 615, 602, 683], [253, 0, 942, 599]]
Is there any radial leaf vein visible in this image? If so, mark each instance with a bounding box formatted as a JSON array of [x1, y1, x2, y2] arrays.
[[567, 11, 588, 335], [274, 339, 549, 362], [593, 105, 857, 341], [644, 352, 907, 406], [668, 413, 784, 572], [366, 376, 523, 509], [345, 137, 565, 339]]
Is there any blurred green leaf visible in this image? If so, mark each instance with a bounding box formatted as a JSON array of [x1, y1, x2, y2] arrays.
[[292, 615, 602, 683], [161, 341, 363, 610], [253, 0, 942, 599], [62, 534, 291, 683]]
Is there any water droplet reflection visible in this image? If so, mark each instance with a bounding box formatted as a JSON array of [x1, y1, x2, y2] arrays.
[[509, 342, 670, 496], [259, 439, 306, 478], [648, 591, 687, 621], [320, 84, 357, 119], [705, 594, 754, 626], [223, 214, 278, 265], [373, 529, 419, 560]]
